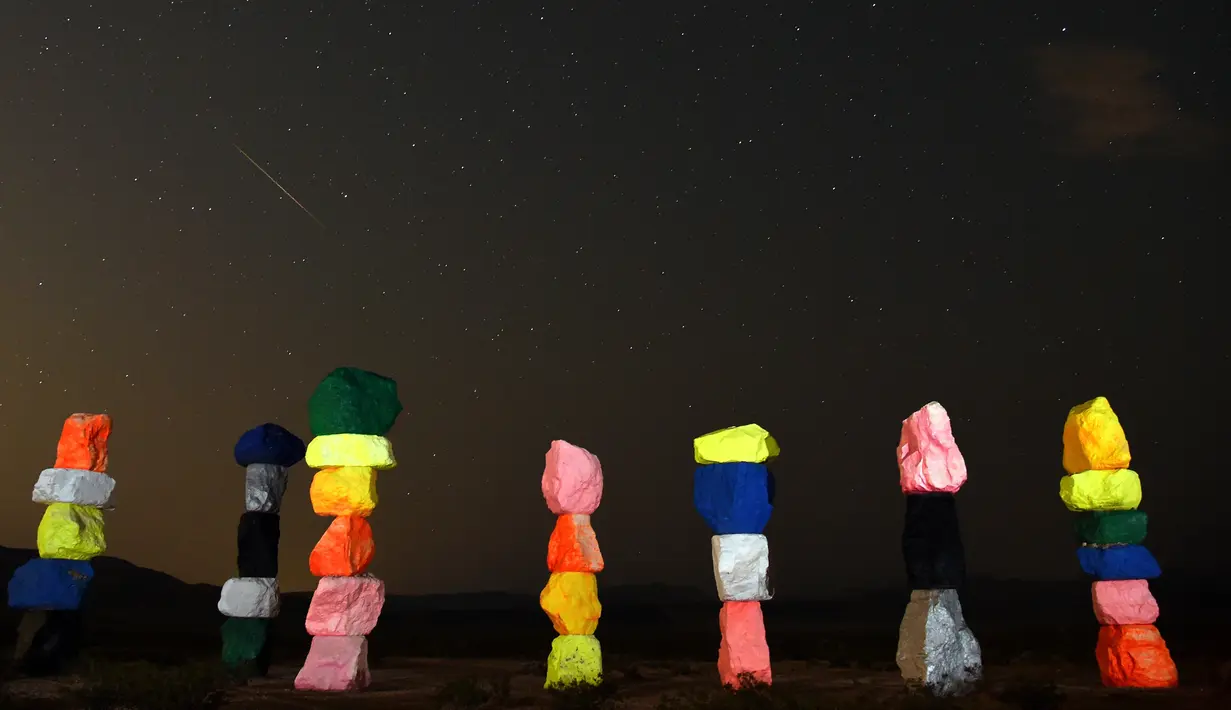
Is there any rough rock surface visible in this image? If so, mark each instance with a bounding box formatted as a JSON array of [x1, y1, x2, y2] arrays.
[[245, 464, 290, 514], [694, 424, 779, 465], [1063, 397, 1131, 475], [693, 463, 774, 535], [547, 514, 604, 573], [305, 434, 396, 469], [1060, 469, 1142, 512], [13, 609, 82, 677], [32, 468, 116, 508], [1092, 580, 1159, 625], [221, 617, 271, 677], [545, 634, 602, 689], [217, 577, 280, 618], [897, 402, 968, 494], [54, 413, 112, 473], [308, 367, 402, 437], [540, 571, 601, 635], [1095, 624, 1178, 688], [37, 504, 106, 561], [711, 534, 771, 601], [1077, 545, 1161, 580], [542, 440, 603, 515], [309, 516, 375, 577], [311, 466, 379, 517], [902, 493, 966, 589], [7, 559, 94, 610], [718, 601, 772, 688], [1074, 510, 1148, 546], [896, 589, 982, 697], [237, 512, 281, 578], [295, 635, 372, 691], [233, 423, 305, 467], [305, 575, 386, 636]]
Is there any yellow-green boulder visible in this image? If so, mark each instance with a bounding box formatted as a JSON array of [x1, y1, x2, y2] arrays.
[[37, 503, 106, 560], [305, 434, 396, 469], [540, 572, 600, 635], [545, 634, 602, 689], [1060, 470, 1142, 512], [1062, 397, 1131, 474], [694, 424, 779, 464]]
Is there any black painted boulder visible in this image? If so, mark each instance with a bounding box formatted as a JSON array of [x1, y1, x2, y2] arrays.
[[237, 511, 281, 578], [902, 492, 966, 589]]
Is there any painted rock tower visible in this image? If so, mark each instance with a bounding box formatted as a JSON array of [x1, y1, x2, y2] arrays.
[[540, 440, 605, 688], [693, 424, 776, 688], [8, 413, 114, 676], [1059, 396, 1177, 688], [219, 423, 306, 678], [894, 402, 982, 696], [294, 367, 401, 692]]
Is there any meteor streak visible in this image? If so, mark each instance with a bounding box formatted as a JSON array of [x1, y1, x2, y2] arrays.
[[233, 144, 327, 229]]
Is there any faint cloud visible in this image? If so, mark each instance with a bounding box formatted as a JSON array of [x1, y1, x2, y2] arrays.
[[1031, 44, 1224, 158]]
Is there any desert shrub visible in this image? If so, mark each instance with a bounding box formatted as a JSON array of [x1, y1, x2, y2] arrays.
[[74, 660, 229, 710], [548, 679, 621, 710], [434, 675, 513, 709], [655, 680, 814, 710]]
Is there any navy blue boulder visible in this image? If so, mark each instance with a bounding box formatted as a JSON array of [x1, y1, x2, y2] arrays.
[[233, 423, 306, 467], [7, 559, 94, 610], [1077, 544, 1161, 580], [693, 462, 774, 534]]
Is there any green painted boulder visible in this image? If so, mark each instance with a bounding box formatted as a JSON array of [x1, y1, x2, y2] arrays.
[[308, 367, 403, 436], [1074, 510, 1147, 546], [221, 617, 271, 677]]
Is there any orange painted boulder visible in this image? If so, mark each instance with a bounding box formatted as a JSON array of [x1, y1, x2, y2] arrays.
[[718, 601, 771, 688], [54, 414, 112, 473], [308, 516, 374, 577], [547, 514, 604, 573], [1095, 624, 1178, 688]]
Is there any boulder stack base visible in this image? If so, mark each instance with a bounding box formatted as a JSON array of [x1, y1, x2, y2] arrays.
[[7, 414, 114, 676], [693, 424, 776, 688], [540, 440, 605, 688], [1059, 397, 1177, 689], [219, 422, 304, 678], [894, 403, 982, 696], [295, 367, 401, 692]]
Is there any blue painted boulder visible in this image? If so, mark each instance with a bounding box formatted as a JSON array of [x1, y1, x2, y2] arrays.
[[7, 559, 94, 610], [693, 462, 774, 534], [1077, 544, 1161, 580], [234, 423, 306, 467]]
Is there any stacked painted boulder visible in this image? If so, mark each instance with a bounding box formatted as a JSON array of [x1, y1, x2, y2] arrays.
[[294, 367, 401, 692], [894, 402, 982, 697], [693, 424, 777, 689], [1059, 397, 1177, 689], [539, 440, 605, 689], [8, 413, 114, 676], [218, 423, 306, 678]]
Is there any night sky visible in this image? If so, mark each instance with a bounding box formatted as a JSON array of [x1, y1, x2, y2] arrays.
[[1, 2, 1225, 598]]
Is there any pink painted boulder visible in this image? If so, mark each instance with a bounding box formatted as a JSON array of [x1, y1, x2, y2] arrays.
[[717, 601, 771, 688], [1092, 580, 1159, 625], [897, 402, 968, 494], [306, 575, 386, 636], [294, 635, 371, 691], [542, 440, 603, 515]]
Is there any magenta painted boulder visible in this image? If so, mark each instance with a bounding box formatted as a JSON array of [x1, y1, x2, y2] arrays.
[[1092, 580, 1159, 625], [542, 440, 603, 515], [897, 402, 968, 494], [294, 635, 371, 691], [717, 601, 772, 688], [305, 575, 386, 636]]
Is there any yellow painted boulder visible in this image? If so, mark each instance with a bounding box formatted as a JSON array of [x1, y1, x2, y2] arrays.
[[305, 434, 396, 469], [694, 424, 779, 464], [1061, 470, 1142, 512], [37, 503, 106, 560], [1063, 397, 1131, 474], [310, 467, 379, 517], [545, 634, 602, 688], [540, 572, 601, 635]]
